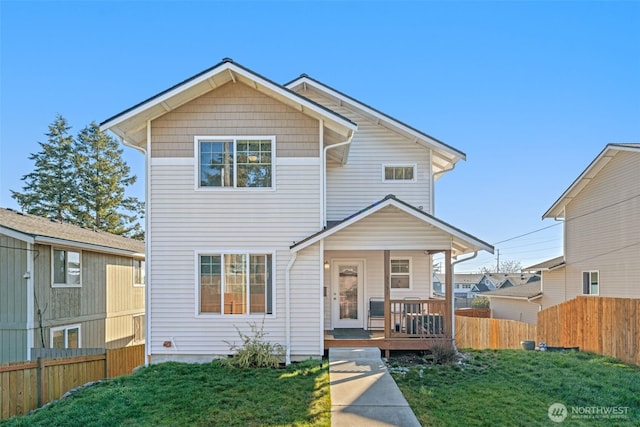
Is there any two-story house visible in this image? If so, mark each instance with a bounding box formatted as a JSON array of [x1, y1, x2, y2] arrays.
[[0, 208, 145, 363], [530, 144, 640, 305], [100, 59, 493, 363]]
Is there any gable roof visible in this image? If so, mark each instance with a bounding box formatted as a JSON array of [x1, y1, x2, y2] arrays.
[[482, 281, 543, 300], [436, 273, 484, 285], [285, 74, 466, 177], [524, 256, 565, 271], [0, 208, 144, 256], [544, 143, 640, 219], [290, 194, 493, 256], [100, 58, 357, 150]]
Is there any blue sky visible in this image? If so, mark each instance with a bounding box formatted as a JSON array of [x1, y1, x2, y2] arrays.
[[1, 1, 638, 272]]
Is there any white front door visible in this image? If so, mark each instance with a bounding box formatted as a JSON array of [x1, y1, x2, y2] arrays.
[[332, 260, 365, 329]]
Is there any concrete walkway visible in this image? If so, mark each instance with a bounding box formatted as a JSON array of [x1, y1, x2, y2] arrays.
[[329, 348, 421, 427]]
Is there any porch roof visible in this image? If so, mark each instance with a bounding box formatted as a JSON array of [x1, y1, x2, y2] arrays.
[[290, 194, 494, 257]]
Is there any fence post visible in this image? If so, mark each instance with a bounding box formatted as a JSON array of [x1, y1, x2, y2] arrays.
[[36, 357, 46, 408]]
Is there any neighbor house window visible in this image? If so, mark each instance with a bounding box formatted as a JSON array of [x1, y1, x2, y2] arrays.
[[390, 258, 411, 289], [133, 314, 145, 343], [52, 248, 81, 287], [133, 259, 145, 286], [198, 137, 274, 188], [51, 324, 81, 349], [383, 164, 416, 182], [199, 253, 273, 315], [582, 271, 599, 295]]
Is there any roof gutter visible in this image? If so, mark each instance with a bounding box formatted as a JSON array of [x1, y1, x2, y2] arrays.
[[284, 252, 297, 365]]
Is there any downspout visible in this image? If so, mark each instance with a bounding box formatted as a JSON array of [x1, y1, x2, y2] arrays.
[[322, 131, 354, 227], [284, 252, 297, 365], [450, 251, 478, 352], [26, 242, 34, 360]]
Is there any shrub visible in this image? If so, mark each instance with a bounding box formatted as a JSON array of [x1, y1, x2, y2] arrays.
[[471, 296, 490, 309], [431, 343, 458, 365], [225, 321, 285, 368]]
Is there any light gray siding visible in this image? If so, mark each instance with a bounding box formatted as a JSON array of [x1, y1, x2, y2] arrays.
[[0, 235, 29, 362], [490, 298, 539, 324], [292, 88, 433, 219], [148, 158, 322, 358]]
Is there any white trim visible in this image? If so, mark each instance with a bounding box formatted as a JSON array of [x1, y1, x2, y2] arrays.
[[194, 136, 276, 191], [50, 323, 82, 348], [145, 120, 151, 366], [195, 250, 277, 318], [0, 226, 35, 243], [331, 259, 366, 329], [390, 257, 413, 290], [151, 157, 194, 166], [292, 197, 494, 254], [51, 247, 82, 288], [382, 164, 417, 183], [582, 270, 600, 296], [100, 61, 356, 145], [276, 157, 320, 166]]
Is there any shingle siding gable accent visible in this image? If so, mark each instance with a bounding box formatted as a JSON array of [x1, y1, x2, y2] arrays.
[[151, 82, 320, 158]]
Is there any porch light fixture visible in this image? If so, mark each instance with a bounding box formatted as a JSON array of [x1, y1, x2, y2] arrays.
[[324, 260, 329, 269]]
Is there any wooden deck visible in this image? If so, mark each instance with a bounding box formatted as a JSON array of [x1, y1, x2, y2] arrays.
[[324, 330, 452, 357]]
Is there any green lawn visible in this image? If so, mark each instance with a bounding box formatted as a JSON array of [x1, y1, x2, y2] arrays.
[[391, 349, 640, 427], [1, 360, 330, 427], [3, 350, 639, 426]]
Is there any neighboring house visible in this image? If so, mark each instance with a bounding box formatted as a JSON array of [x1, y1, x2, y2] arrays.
[[100, 59, 493, 363], [482, 282, 543, 324], [531, 143, 640, 305], [0, 208, 145, 363]]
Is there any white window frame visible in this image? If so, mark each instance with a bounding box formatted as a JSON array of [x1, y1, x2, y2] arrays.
[[196, 250, 276, 317], [582, 270, 600, 295], [133, 259, 145, 287], [382, 164, 417, 183], [195, 136, 276, 191], [132, 314, 145, 343], [51, 247, 82, 288], [50, 324, 81, 348], [390, 257, 412, 290]]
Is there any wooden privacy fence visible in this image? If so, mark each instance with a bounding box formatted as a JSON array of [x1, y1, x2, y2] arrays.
[[455, 308, 491, 318], [0, 344, 144, 420], [538, 297, 640, 366], [455, 316, 537, 349]]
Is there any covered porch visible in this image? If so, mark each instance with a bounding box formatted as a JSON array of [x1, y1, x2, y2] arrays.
[[291, 195, 494, 357]]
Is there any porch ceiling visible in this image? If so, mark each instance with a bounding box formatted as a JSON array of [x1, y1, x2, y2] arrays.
[[291, 194, 494, 257]]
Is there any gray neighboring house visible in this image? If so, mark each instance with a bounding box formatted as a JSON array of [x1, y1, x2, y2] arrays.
[[482, 281, 543, 324], [0, 208, 145, 363]]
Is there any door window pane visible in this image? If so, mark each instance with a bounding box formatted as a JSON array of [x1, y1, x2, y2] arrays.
[[339, 265, 358, 320]]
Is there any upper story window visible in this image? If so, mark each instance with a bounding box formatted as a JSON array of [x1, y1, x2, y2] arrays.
[[133, 259, 145, 286], [199, 252, 273, 315], [582, 271, 599, 295], [197, 137, 274, 188], [383, 164, 416, 182], [390, 258, 412, 289], [52, 248, 81, 287]]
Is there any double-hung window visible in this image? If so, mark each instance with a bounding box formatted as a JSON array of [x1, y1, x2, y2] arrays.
[[52, 248, 81, 287], [199, 253, 273, 315], [582, 271, 599, 295], [198, 137, 274, 188], [390, 258, 412, 289], [51, 324, 81, 349]]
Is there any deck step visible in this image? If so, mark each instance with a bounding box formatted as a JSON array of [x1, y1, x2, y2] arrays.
[[329, 347, 381, 360]]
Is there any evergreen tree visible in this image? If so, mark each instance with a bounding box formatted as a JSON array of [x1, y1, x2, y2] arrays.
[[73, 122, 144, 239], [11, 115, 76, 221]]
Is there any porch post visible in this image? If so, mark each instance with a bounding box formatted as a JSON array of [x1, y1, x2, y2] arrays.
[[445, 250, 453, 340], [384, 250, 390, 340]]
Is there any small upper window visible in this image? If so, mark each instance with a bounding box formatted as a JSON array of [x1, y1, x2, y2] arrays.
[[390, 258, 411, 289], [53, 249, 81, 287], [582, 271, 599, 295], [198, 137, 274, 188], [383, 165, 416, 182], [133, 259, 145, 286]]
